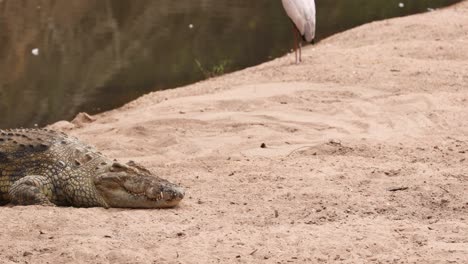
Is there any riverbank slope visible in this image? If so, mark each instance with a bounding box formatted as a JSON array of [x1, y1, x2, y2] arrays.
[[2, 1, 468, 263]]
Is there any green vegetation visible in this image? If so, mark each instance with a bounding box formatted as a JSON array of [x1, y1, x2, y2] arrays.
[[195, 59, 232, 78]]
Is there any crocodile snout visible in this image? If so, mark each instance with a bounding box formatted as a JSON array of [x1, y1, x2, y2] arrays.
[[167, 186, 185, 201]]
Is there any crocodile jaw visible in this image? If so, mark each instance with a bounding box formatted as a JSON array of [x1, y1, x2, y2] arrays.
[[94, 172, 185, 208]]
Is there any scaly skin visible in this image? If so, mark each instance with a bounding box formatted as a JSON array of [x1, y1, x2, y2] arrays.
[[0, 129, 184, 208]]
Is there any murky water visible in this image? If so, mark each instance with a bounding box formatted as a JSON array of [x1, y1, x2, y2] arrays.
[[0, 0, 462, 128]]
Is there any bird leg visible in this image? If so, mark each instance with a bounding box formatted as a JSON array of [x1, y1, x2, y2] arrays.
[[291, 24, 298, 64], [299, 40, 302, 63]]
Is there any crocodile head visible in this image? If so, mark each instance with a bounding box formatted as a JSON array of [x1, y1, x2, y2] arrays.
[[94, 161, 185, 208]]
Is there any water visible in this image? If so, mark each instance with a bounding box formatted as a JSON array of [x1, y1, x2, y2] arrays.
[[0, 0, 461, 128]]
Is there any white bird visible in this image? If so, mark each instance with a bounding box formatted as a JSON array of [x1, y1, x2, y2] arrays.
[[281, 0, 316, 63]]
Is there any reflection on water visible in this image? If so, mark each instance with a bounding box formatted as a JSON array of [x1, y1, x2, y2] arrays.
[[0, 0, 462, 128]]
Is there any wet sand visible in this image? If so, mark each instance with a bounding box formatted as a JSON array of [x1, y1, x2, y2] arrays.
[[1, 1, 467, 263]]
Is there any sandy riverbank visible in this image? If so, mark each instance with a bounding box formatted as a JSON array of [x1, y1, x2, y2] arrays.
[[1, 1, 468, 263]]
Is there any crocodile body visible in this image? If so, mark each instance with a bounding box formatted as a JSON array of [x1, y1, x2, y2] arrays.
[[0, 129, 184, 208]]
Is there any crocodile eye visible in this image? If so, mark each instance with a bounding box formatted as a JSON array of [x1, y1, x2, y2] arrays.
[[125, 160, 151, 174], [110, 162, 128, 172]]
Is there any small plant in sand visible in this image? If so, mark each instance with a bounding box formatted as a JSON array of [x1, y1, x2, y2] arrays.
[[195, 59, 231, 78]]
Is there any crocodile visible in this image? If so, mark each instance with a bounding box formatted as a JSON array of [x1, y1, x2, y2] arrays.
[[0, 129, 185, 208]]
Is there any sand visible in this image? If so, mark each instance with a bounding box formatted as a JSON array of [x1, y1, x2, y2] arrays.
[[1, 1, 468, 263]]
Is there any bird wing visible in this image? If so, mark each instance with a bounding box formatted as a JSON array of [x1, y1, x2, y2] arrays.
[[282, 0, 316, 42]]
